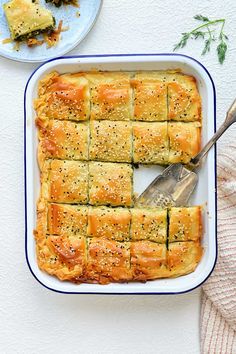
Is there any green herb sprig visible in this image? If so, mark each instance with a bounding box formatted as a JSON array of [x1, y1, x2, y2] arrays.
[[173, 15, 228, 64]]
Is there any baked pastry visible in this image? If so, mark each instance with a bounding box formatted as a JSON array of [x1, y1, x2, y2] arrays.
[[167, 241, 202, 277], [130, 208, 167, 243], [132, 122, 168, 164], [131, 241, 168, 281], [89, 120, 132, 162], [48, 203, 88, 236], [87, 72, 132, 120], [36, 119, 89, 168], [45, 0, 78, 7], [168, 122, 201, 163], [35, 70, 203, 285], [132, 72, 167, 121], [167, 73, 201, 122], [34, 72, 90, 121], [41, 160, 89, 204], [168, 206, 202, 242], [36, 234, 87, 281], [86, 238, 132, 284], [35, 202, 203, 283], [3, 0, 55, 41], [88, 206, 131, 241], [89, 162, 133, 207]]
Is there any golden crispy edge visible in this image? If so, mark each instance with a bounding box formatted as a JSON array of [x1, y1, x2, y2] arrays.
[[168, 206, 202, 242], [132, 121, 169, 164], [167, 73, 202, 123], [167, 241, 203, 278], [168, 122, 201, 163]]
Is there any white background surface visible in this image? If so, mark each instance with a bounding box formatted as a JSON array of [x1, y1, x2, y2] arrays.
[[1, 1, 236, 353]]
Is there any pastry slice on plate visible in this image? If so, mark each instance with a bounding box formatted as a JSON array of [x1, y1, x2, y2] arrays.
[[3, 0, 55, 41]]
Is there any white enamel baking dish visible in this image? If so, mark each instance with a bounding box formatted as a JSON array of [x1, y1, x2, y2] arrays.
[[24, 54, 217, 294]]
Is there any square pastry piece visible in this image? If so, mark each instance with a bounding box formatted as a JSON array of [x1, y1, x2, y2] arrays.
[[133, 122, 168, 164], [131, 241, 168, 281], [131, 208, 167, 243], [34, 72, 90, 121], [86, 238, 132, 284], [48, 203, 88, 236], [169, 207, 202, 242], [168, 122, 201, 163], [3, 0, 55, 41], [132, 72, 167, 121], [88, 207, 131, 241], [37, 119, 89, 167], [89, 162, 133, 207], [87, 72, 132, 120], [36, 234, 87, 281], [168, 73, 201, 122], [42, 160, 88, 204], [89, 120, 132, 162], [167, 241, 202, 277]]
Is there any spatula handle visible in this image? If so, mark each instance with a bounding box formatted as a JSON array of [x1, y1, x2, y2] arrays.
[[191, 98, 236, 166]]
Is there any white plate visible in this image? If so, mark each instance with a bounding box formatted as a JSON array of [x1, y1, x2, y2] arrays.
[[24, 54, 217, 294], [0, 0, 102, 63]]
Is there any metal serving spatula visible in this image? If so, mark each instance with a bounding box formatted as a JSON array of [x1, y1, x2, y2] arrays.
[[136, 98, 236, 208]]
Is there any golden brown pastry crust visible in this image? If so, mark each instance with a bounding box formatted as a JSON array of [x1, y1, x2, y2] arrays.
[[131, 208, 167, 243], [87, 72, 132, 121], [167, 73, 201, 122], [36, 118, 89, 167], [48, 203, 88, 236], [132, 122, 169, 164], [168, 122, 201, 163], [169, 207, 202, 242], [34, 72, 90, 121], [89, 162, 133, 207], [88, 206, 131, 241], [35, 198, 48, 241], [131, 241, 168, 280], [35, 70, 203, 285], [167, 241, 202, 277], [35, 202, 203, 283], [36, 234, 87, 281], [89, 120, 132, 162], [41, 159, 89, 204], [132, 72, 167, 121], [85, 238, 132, 284]]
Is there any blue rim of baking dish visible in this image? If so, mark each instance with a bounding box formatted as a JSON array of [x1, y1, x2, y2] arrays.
[[24, 53, 217, 295]]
